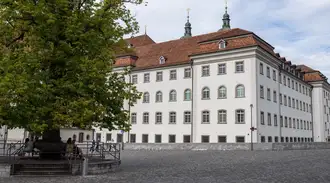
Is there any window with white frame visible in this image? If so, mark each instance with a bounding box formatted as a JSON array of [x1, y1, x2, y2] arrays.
[[293, 118, 296, 128], [144, 73, 150, 83], [273, 91, 277, 103], [155, 91, 162, 102], [279, 93, 282, 104], [284, 117, 288, 127], [268, 113, 271, 126], [267, 88, 271, 100], [260, 85, 264, 98], [297, 119, 300, 128], [169, 112, 176, 124], [218, 86, 227, 99], [218, 63, 226, 74], [218, 110, 227, 124], [131, 113, 137, 124], [143, 92, 150, 103], [219, 40, 226, 49], [288, 78, 290, 88], [279, 73, 282, 83], [202, 65, 210, 76], [184, 111, 191, 124], [184, 89, 191, 101], [284, 95, 287, 106], [280, 116, 283, 127], [288, 96, 291, 107], [236, 109, 245, 124], [155, 112, 162, 124], [202, 111, 210, 124], [132, 75, 138, 84], [266, 67, 270, 78], [283, 75, 286, 85], [292, 98, 295, 108], [292, 80, 294, 90], [184, 68, 191, 78], [295, 82, 298, 91], [169, 90, 177, 102], [260, 63, 264, 75], [202, 87, 210, 100], [143, 112, 149, 124], [169, 70, 177, 80], [273, 70, 276, 81], [236, 85, 245, 98], [235, 61, 244, 73], [156, 72, 163, 82], [274, 114, 278, 126], [260, 111, 265, 125]]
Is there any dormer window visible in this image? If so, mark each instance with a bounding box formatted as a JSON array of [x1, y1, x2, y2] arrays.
[[159, 56, 166, 64], [219, 40, 226, 49]]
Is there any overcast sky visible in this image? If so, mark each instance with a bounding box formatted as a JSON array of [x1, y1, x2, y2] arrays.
[[127, 0, 330, 77]]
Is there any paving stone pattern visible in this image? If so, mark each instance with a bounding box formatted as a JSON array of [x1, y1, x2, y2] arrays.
[[1, 150, 330, 183]]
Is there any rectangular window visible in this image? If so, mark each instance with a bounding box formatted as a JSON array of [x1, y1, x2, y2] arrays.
[[279, 73, 282, 83], [266, 67, 270, 78], [273, 70, 276, 81], [280, 116, 283, 127], [274, 114, 278, 126], [169, 135, 176, 143], [170, 70, 177, 80], [169, 112, 176, 124], [156, 71, 163, 82], [202, 65, 210, 76], [285, 117, 288, 127], [184, 68, 191, 78], [260, 85, 264, 98], [259, 63, 264, 75], [132, 75, 138, 84], [268, 136, 272, 143], [284, 95, 287, 106], [300, 101, 302, 110], [155, 134, 162, 143], [296, 100, 299, 109], [297, 119, 300, 129], [279, 93, 282, 104], [144, 73, 150, 83], [292, 80, 295, 90], [267, 88, 271, 101], [130, 134, 136, 143], [293, 119, 296, 129], [155, 112, 162, 124], [283, 75, 286, 85], [296, 82, 298, 91], [310, 122, 313, 130], [303, 86, 305, 94], [273, 91, 277, 103], [218, 63, 226, 75], [236, 110, 245, 124], [218, 136, 227, 143], [289, 118, 292, 128], [201, 135, 210, 143], [261, 136, 265, 143], [300, 120, 303, 129], [292, 98, 295, 108], [307, 121, 309, 130], [131, 113, 137, 124], [183, 135, 191, 143], [260, 111, 265, 125], [202, 111, 210, 124], [235, 61, 244, 73], [236, 136, 245, 143], [288, 96, 291, 107], [143, 112, 149, 124], [299, 84, 301, 93], [142, 134, 149, 143], [288, 78, 291, 88], [106, 133, 112, 142], [267, 113, 272, 126], [218, 110, 227, 124], [184, 111, 191, 124], [117, 134, 123, 143]]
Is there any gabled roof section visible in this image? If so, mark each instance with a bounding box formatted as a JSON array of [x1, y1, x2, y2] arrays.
[[296, 65, 316, 73], [125, 34, 156, 47], [199, 28, 252, 43]]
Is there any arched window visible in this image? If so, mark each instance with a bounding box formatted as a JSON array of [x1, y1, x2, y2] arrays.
[[156, 91, 162, 102], [236, 109, 245, 124], [218, 110, 227, 124], [218, 86, 227, 99], [143, 92, 150, 103], [169, 90, 177, 102], [184, 89, 191, 101], [219, 40, 226, 49], [235, 85, 245, 98], [202, 87, 210, 100]]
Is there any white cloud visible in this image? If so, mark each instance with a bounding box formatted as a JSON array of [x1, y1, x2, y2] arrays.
[[127, 0, 330, 77]]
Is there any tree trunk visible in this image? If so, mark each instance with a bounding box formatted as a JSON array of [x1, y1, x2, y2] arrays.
[[34, 129, 65, 160]]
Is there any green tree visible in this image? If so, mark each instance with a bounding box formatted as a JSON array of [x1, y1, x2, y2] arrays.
[[0, 0, 142, 135]]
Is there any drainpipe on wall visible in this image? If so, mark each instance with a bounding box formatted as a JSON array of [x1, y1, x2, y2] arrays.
[[310, 86, 314, 141], [190, 59, 194, 143], [278, 65, 282, 142]]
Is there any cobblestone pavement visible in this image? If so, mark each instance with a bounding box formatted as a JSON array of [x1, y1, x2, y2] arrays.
[[1, 149, 330, 183]]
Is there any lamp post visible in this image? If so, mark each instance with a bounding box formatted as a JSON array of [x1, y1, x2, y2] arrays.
[[250, 104, 254, 151]]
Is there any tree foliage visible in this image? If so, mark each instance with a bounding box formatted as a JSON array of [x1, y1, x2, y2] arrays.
[[0, 0, 142, 133]]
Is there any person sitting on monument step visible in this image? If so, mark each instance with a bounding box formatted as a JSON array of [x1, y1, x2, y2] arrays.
[[23, 138, 34, 157]]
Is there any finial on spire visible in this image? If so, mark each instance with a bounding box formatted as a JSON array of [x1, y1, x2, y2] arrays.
[[220, 0, 231, 31], [181, 8, 192, 39]]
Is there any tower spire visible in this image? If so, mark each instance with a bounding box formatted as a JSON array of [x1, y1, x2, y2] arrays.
[[221, 0, 231, 31], [181, 8, 192, 39]]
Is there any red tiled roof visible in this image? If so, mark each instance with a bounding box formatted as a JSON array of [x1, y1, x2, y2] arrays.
[[115, 28, 277, 70]]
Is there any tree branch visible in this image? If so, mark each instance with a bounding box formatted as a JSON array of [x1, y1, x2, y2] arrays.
[[5, 32, 25, 47]]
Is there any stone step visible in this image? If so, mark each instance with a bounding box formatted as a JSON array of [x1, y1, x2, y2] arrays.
[[14, 170, 72, 176]]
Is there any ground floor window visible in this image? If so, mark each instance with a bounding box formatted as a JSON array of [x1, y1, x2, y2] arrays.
[[218, 136, 227, 143], [183, 135, 191, 143], [169, 135, 176, 143], [201, 135, 209, 143], [268, 136, 272, 143], [274, 136, 278, 142], [142, 134, 148, 143], [106, 133, 112, 142], [155, 134, 162, 143], [261, 136, 265, 143], [236, 136, 245, 143], [117, 134, 123, 143], [130, 134, 136, 143], [281, 137, 284, 142]]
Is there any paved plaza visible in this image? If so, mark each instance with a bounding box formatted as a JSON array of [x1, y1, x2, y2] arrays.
[[1, 149, 330, 183]]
